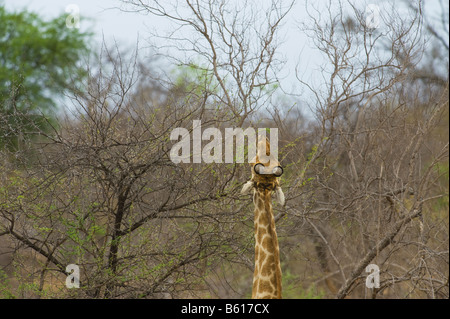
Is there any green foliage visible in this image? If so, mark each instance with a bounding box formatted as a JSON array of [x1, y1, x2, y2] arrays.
[[0, 5, 91, 149], [282, 269, 325, 299], [433, 161, 449, 181], [171, 63, 220, 102], [431, 161, 449, 213], [0, 270, 16, 299]]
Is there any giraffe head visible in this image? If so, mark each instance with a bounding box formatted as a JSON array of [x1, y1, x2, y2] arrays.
[[241, 136, 285, 206]]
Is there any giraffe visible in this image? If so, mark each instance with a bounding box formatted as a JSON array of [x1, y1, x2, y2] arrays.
[[241, 136, 285, 299]]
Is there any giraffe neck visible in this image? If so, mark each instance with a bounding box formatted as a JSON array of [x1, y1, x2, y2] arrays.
[[252, 188, 282, 299]]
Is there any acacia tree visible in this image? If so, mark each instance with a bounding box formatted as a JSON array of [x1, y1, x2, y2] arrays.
[[405, 0, 448, 87], [0, 44, 255, 298], [0, 0, 447, 299], [120, 0, 294, 126], [1, 0, 294, 298], [278, 0, 449, 298], [0, 6, 91, 150]]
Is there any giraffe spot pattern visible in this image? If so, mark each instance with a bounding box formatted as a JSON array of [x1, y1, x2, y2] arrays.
[[250, 163, 282, 299]]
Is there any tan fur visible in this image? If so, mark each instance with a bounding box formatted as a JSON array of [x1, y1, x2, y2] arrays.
[[241, 137, 284, 299]]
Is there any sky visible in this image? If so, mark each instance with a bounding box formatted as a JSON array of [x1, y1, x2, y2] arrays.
[[4, 0, 155, 47], [2, 1, 311, 61], [3, 0, 447, 116], [2, 0, 316, 95]]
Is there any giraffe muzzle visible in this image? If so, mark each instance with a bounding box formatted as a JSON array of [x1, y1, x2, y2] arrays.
[[254, 163, 284, 177]]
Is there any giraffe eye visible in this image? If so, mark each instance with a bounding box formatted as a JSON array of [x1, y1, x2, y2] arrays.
[[254, 163, 265, 175], [272, 166, 283, 177]]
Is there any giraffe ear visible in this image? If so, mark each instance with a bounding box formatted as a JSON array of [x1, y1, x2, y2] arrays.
[[241, 180, 254, 194], [275, 186, 285, 206]]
